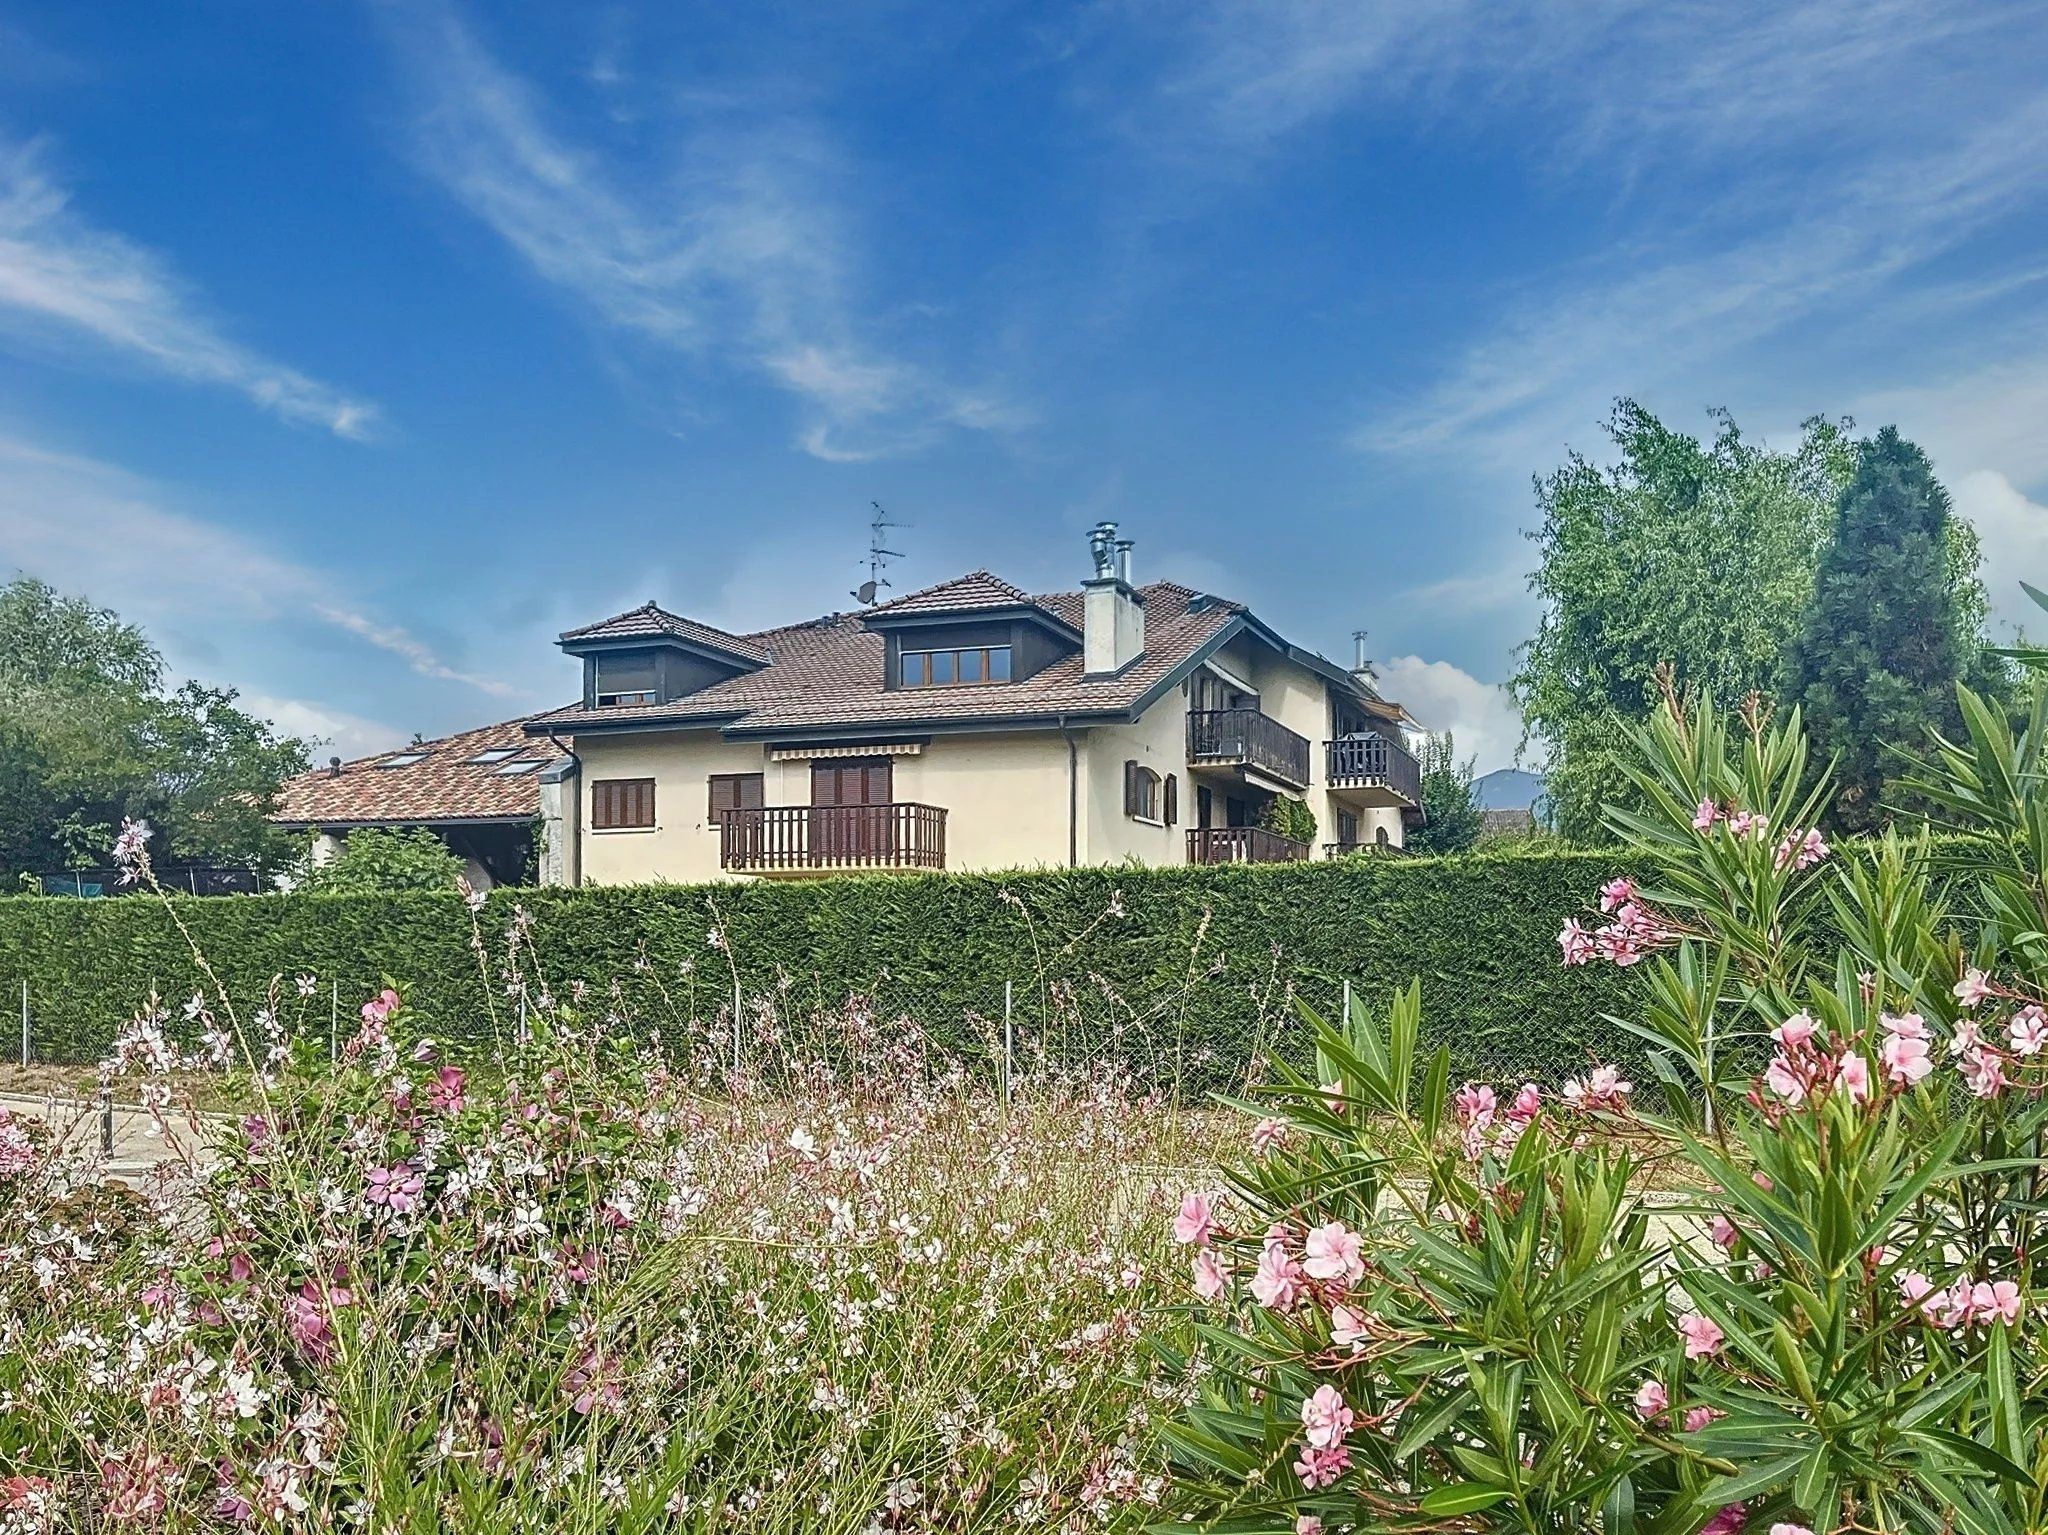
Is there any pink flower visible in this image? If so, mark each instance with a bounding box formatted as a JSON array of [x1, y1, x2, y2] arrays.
[[1727, 810, 1766, 840], [1972, 1279, 2023, 1327], [1632, 1378, 1668, 1418], [1954, 968, 1994, 1009], [1173, 1192, 1216, 1246], [1683, 1405, 1724, 1433], [1330, 1301, 1368, 1352], [1292, 1443, 1349, 1489], [1898, 1270, 1940, 1320], [1302, 1221, 1365, 1285], [1677, 1311, 1725, 1359], [2009, 1006, 2048, 1057], [1563, 1064, 1633, 1110], [1558, 918, 1596, 967], [1700, 1506, 1746, 1535], [1774, 828, 1829, 872], [1770, 1012, 1818, 1049], [1693, 797, 1720, 831], [1769, 1526, 1816, 1535], [1599, 876, 1637, 913], [426, 1065, 467, 1115], [1882, 1010, 1928, 1039], [1453, 1082, 1497, 1125], [365, 1162, 425, 1214], [1191, 1249, 1229, 1302], [360, 988, 402, 1027], [1709, 1215, 1740, 1255], [1880, 1031, 1933, 1087], [1961, 1048, 2008, 1100], [1251, 1243, 1307, 1311], [1250, 1118, 1288, 1155], [1836, 1050, 1872, 1104], [1763, 1053, 1806, 1105], [1299, 1384, 1354, 1449], [1296, 1519, 1325, 1535], [1507, 1082, 1542, 1122]]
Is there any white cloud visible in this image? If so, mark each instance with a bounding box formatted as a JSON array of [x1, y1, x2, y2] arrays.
[[239, 692, 405, 761], [1950, 469, 2048, 633], [0, 431, 518, 698], [1374, 654, 1529, 774], [1391, 559, 1529, 619], [0, 136, 380, 438], [381, 3, 1021, 461]]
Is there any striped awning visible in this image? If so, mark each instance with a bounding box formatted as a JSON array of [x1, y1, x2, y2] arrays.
[[769, 742, 925, 762]]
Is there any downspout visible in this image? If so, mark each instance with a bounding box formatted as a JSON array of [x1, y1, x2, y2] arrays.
[[1057, 714, 1078, 867]]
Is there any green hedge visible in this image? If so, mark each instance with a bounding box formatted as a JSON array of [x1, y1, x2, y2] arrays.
[[0, 851, 1645, 1088]]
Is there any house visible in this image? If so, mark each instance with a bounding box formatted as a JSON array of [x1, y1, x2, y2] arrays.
[[274, 523, 1423, 884]]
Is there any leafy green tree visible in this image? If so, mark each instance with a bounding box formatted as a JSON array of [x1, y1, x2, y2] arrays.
[[1404, 731, 1482, 854], [299, 827, 465, 894], [1779, 426, 2004, 830], [0, 576, 309, 878]]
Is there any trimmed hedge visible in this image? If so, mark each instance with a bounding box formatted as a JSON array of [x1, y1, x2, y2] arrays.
[[0, 851, 1645, 1087]]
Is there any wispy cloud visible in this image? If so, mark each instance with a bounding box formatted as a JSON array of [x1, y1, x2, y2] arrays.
[[0, 431, 516, 697], [1374, 654, 1529, 773], [239, 691, 406, 760], [380, 3, 1023, 461], [0, 136, 381, 438]]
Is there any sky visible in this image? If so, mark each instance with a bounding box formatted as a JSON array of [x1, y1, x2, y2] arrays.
[[2, 1, 2047, 774]]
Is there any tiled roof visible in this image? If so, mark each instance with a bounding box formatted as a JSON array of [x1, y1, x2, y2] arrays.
[[274, 717, 569, 827], [528, 579, 1260, 737], [864, 570, 1043, 617], [558, 601, 772, 665]]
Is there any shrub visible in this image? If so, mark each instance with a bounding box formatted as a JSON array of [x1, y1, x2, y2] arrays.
[[1158, 681, 2048, 1533], [298, 826, 467, 894]]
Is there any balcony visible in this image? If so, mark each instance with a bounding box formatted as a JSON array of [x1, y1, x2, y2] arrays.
[[1325, 734, 1423, 806], [1187, 709, 1312, 788], [1186, 826, 1311, 865], [721, 803, 947, 874]]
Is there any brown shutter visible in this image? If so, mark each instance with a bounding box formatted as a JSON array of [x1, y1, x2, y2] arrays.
[[740, 773, 763, 810], [593, 778, 655, 830], [1124, 759, 1139, 816], [811, 761, 840, 808], [1163, 773, 1178, 826]]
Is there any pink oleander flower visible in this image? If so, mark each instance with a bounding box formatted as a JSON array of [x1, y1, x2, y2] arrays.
[[1961, 1048, 2008, 1100], [1836, 1050, 1872, 1103], [1632, 1378, 1668, 1418], [360, 988, 402, 1027], [1293, 1443, 1349, 1489], [1558, 917, 1596, 966], [1191, 1248, 1229, 1301], [1677, 1311, 1725, 1359], [1763, 1052, 1806, 1105], [2009, 1006, 2048, 1056], [1599, 876, 1637, 913], [1882, 1010, 1928, 1040], [1330, 1301, 1368, 1352], [1954, 968, 1994, 1009], [1173, 1192, 1216, 1246], [1302, 1221, 1365, 1286], [1769, 1526, 1816, 1535], [1299, 1384, 1354, 1450], [1507, 1082, 1542, 1121], [1950, 1018, 1985, 1057], [1701, 1504, 1747, 1535], [1250, 1117, 1288, 1155], [1563, 1064, 1633, 1110], [1693, 797, 1720, 831], [1970, 1279, 2024, 1327], [1726, 810, 1766, 840], [1898, 1270, 1939, 1318], [1774, 827, 1829, 872], [1296, 1518, 1324, 1535], [1684, 1405, 1724, 1433], [1453, 1082, 1497, 1126], [1880, 1031, 1933, 1087], [1770, 1012, 1818, 1049], [1251, 1243, 1307, 1311], [1709, 1215, 1740, 1254]]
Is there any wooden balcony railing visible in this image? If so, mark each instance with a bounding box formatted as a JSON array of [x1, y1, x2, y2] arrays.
[[1187, 709, 1312, 787], [1186, 826, 1311, 865], [721, 803, 947, 873], [1325, 734, 1423, 804]]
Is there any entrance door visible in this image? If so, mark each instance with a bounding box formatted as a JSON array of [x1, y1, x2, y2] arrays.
[[811, 757, 894, 861]]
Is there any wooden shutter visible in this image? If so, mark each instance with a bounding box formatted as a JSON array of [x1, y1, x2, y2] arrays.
[[1124, 759, 1140, 816], [593, 777, 655, 830], [1163, 773, 1178, 827], [811, 761, 840, 808], [709, 774, 764, 818]]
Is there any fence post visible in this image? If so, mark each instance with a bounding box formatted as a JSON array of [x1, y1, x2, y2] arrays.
[[19, 979, 27, 1068], [329, 980, 338, 1064], [1003, 980, 1014, 1107], [98, 1086, 113, 1157], [1341, 978, 1352, 1025]]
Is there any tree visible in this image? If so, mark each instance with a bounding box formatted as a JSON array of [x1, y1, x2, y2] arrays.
[[0, 576, 310, 879], [299, 827, 465, 894], [1779, 426, 2000, 830], [1404, 732, 1482, 854]]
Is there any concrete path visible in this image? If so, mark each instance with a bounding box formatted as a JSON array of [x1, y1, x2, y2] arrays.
[[0, 1091, 216, 1185]]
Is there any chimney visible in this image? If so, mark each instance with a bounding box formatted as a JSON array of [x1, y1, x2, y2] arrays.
[[329, 755, 343, 778], [1349, 630, 1382, 698], [1083, 521, 1145, 677]]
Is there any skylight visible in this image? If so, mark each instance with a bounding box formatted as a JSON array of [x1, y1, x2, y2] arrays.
[[466, 748, 519, 764], [494, 759, 546, 776], [377, 752, 428, 768]]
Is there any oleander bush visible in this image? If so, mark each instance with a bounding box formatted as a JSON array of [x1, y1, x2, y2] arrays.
[[1158, 679, 2048, 1534]]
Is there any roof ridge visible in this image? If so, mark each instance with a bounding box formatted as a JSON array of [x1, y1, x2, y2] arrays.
[[862, 568, 1036, 614]]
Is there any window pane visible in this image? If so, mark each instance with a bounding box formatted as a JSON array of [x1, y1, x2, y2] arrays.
[[988, 647, 1011, 681], [930, 651, 955, 685], [958, 648, 984, 683], [902, 652, 926, 687]]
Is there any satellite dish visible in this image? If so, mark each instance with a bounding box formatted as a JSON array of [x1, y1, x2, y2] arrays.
[[854, 580, 878, 605]]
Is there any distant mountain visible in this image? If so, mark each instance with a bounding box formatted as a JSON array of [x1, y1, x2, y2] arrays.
[[1473, 767, 1545, 811]]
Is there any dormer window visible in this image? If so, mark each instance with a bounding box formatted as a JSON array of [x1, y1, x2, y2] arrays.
[[901, 644, 1013, 688], [593, 653, 660, 708]]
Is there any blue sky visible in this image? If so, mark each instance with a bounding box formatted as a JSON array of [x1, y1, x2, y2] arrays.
[[3, 1, 2047, 773]]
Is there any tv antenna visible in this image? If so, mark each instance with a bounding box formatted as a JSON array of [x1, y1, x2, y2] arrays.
[[852, 501, 909, 605]]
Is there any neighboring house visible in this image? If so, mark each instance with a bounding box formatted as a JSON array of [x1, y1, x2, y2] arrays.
[[273, 523, 1423, 884], [273, 718, 571, 890]]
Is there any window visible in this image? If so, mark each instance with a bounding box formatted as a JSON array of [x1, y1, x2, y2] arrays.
[[466, 748, 518, 764], [592, 777, 655, 830], [377, 752, 428, 768], [901, 645, 1012, 688], [708, 773, 765, 819], [594, 652, 660, 708], [494, 759, 547, 775], [1123, 759, 1162, 821], [1336, 810, 1360, 848]]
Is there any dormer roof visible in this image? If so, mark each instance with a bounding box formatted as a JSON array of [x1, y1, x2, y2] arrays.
[[557, 601, 771, 668]]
